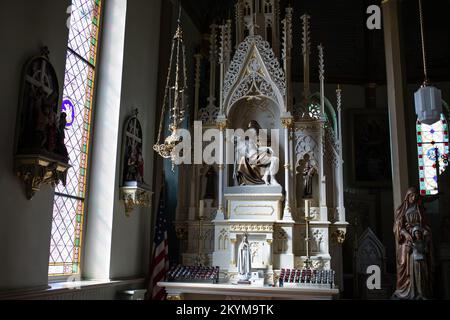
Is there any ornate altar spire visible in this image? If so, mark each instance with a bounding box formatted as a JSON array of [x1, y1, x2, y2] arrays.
[[219, 20, 232, 115], [207, 24, 218, 109], [247, 12, 259, 37], [221, 19, 233, 72], [301, 14, 311, 104], [282, 7, 293, 111], [336, 85, 342, 112], [198, 24, 220, 126], [235, 0, 280, 56], [318, 44, 325, 117]]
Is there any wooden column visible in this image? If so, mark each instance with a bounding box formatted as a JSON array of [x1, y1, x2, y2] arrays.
[[382, 0, 410, 207]]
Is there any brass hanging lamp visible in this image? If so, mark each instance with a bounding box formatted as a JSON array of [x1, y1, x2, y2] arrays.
[[153, 7, 188, 169], [414, 0, 442, 125]]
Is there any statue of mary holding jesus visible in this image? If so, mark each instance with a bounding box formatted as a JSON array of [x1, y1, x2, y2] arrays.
[[233, 120, 280, 186]]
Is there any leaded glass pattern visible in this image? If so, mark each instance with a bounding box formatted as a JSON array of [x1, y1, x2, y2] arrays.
[[56, 51, 94, 198], [309, 103, 331, 129], [68, 0, 101, 65], [417, 114, 449, 196], [49, 0, 101, 277], [48, 195, 84, 276]]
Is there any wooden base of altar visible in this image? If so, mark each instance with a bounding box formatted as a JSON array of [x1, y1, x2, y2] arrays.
[[158, 282, 339, 300]]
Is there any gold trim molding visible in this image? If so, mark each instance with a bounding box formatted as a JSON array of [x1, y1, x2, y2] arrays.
[[175, 224, 188, 240], [120, 186, 153, 217], [14, 155, 69, 200], [332, 229, 346, 245], [230, 224, 274, 233], [167, 294, 183, 301]]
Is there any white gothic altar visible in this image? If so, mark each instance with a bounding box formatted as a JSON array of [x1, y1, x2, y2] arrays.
[[170, 0, 348, 298]]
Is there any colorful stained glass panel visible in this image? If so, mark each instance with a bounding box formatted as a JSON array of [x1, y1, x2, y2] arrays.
[[68, 0, 101, 65], [49, 0, 101, 277], [56, 51, 94, 198], [49, 195, 84, 276], [417, 114, 449, 196]]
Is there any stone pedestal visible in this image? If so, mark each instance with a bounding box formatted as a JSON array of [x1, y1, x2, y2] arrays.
[[224, 186, 284, 221], [212, 186, 283, 285]]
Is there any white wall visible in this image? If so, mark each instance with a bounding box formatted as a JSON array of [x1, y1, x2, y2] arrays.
[[0, 0, 71, 291], [108, 0, 162, 279], [83, 0, 128, 281]]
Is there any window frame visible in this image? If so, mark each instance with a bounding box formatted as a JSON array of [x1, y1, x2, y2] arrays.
[[48, 0, 104, 281]]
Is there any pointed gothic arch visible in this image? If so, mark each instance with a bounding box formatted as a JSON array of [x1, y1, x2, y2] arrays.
[[223, 35, 286, 117]]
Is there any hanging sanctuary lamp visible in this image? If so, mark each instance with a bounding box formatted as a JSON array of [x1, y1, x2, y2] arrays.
[[414, 0, 442, 125], [153, 8, 188, 169]]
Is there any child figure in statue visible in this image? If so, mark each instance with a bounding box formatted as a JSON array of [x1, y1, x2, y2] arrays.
[[409, 226, 431, 300], [412, 226, 427, 262]]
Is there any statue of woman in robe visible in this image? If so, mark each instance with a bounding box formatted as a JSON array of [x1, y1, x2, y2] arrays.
[[392, 187, 434, 300], [237, 234, 252, 282], [234, 121, 280, 186]]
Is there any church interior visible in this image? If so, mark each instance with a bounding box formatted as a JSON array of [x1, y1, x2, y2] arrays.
[[1, 0, 450, 301]]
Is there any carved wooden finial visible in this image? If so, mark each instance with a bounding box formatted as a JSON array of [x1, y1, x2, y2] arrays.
[[282, 7, 293, 60], [336, 85, 342, 111], [318, 44, 325, 80], [301, 14, 311, 55], [301, 14, 311, 102]]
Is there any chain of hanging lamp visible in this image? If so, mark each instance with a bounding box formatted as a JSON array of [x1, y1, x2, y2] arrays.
[[153, 6, 188, 168], [419, 0, 429, 86]]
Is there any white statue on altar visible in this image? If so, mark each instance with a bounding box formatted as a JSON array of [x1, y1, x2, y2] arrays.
[[237, 234, 252, 282], [234, 120, 280, 186]]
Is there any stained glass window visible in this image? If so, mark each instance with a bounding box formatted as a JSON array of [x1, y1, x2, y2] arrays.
[[49, 0, 102, 277], [309, 103, 322, 119], [308, 102, 332, 130], [417, 114, 449, 196]]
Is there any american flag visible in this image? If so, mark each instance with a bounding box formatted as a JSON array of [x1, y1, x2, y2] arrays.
[[149, 181, 169, 300]]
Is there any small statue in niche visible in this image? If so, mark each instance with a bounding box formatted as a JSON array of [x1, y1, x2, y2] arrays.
[[125, 145, 137, 181], [125, 145, 144, 183], [120, 110, 152, 215], [123, 110, 145, 185], [16, 47, 69, 163], [31, 87, 48, 149], [237, 233, 252, 284], [14, 47, 70, 200], [302, 153, 317, 199], [392, 187, 434, 300], [234, 120, 280, 186], [137, 146, 144, 181], [45, 92, 58, 153]]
